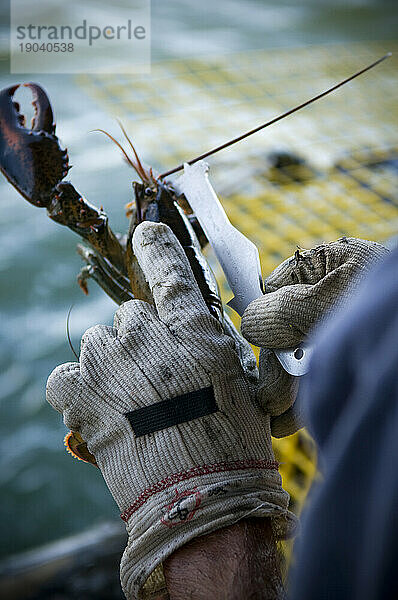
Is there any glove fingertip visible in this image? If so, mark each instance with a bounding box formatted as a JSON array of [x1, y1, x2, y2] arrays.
[[131, 220, 208, 328], [271, 405, 304, 438], [240, 297, 265, 346], [132, 221, 174, 257], [241, 294, 290, 348], [46, 362, 80, 413]]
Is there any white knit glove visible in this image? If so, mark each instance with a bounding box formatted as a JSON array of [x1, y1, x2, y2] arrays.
[[241, 237, 389, 438], [46, 222, 296, 600]]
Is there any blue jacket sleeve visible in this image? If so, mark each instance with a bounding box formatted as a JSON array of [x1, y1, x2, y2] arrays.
[[291, 246, 398, 600]]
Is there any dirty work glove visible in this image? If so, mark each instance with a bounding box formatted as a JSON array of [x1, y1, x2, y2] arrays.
[[241, 237, 389, 438], [46, 222, 296, 600]]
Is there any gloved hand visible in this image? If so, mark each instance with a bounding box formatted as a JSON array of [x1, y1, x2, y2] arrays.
[[46, 222, 296, 600], [241, 237, 389, 438]]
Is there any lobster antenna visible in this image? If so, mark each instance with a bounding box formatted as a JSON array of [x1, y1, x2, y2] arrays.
[[159, 52, 391, 179], [116, 119, 149, 182], [92, 129, 144, 178], [66, 304, 79, 361]]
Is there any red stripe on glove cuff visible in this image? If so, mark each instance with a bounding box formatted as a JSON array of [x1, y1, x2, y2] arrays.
[[120, 458, 279, 522]]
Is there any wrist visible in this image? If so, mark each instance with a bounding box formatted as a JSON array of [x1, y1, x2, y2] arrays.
[[164, 518, 286, 600]]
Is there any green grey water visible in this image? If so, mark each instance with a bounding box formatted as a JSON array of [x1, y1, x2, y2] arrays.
[[0, 0, 397, 557]]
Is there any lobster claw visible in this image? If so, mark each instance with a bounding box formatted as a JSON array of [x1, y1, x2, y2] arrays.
[[0, 83, 69, 207]]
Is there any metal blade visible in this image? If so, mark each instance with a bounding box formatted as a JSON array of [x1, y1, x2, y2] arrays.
[[173, 160, 312, 376], [174, 161, 263, 315]]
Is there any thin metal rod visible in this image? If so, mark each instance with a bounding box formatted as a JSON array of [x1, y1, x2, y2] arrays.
[[66, 304, 79, 360], [159, 52, 391, 179]]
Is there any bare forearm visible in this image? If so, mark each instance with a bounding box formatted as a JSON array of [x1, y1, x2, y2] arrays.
[[164, 518, 285, 600]]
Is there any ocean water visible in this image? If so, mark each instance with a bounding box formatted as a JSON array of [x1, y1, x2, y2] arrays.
[[0, 0, 397, 558]]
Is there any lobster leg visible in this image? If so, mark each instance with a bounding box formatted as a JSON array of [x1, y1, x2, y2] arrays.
[[77, 244, 134, 304], [49, 181, 126, 275]]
